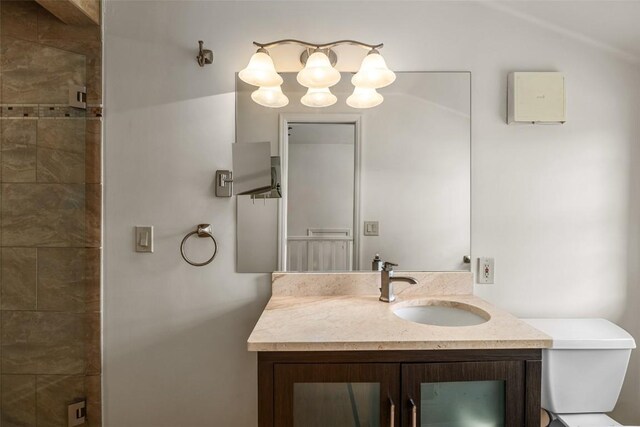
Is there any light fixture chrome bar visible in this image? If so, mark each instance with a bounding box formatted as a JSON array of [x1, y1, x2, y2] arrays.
[[253, 39, 384, 51]]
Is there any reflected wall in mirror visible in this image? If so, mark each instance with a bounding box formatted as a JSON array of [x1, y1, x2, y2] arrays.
[[284, 120, 359, 272], [236, 72, 471, 273]]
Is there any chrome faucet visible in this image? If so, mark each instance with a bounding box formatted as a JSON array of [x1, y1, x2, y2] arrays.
[[374, 258, 418, 303]]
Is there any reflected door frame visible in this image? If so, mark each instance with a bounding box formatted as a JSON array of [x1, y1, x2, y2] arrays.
[[278, 114, 362, 271]]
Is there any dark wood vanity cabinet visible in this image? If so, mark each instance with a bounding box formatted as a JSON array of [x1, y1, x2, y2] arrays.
[[258, 349, 541, 427]]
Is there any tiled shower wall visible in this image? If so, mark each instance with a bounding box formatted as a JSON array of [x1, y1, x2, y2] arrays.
[[0, 1, 102, 425]]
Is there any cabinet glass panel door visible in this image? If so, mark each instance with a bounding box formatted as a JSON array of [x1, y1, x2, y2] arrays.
[[275, 363, 400, 427], [294, 383, 380, 426], [402, 362, 524, 427], [421, 380, 505, 426]]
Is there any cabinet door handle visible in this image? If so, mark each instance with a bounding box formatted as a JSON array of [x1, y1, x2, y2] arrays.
[[389, 397, 395, 427], [409, 398, 417, 427]]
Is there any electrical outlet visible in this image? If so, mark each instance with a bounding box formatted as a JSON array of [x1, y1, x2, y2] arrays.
[[477, 257, 495, 284]]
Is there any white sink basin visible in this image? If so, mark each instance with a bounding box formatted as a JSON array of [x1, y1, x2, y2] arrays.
[[393, 301, 489, 327]]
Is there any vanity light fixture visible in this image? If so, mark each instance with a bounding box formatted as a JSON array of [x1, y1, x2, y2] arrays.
[[352, 49, 396, 89], [239, 48, 283, 87], [297, 50, 341, 88], [300, 87, 337, 108], [238, 39, 395, 109], [346, 87, 384, 109], [251, 85, 289, 108]]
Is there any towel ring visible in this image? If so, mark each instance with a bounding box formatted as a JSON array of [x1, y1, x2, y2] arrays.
[[180, 224, 218, 267]]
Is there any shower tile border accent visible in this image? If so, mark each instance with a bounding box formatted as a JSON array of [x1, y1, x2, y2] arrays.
[[0, 104, 103, 118]]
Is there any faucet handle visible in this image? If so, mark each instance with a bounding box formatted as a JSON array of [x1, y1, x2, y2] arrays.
[[383, 261, 398, 271]]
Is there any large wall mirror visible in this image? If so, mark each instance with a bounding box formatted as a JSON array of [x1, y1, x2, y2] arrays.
[[236, 72, 471, 273]]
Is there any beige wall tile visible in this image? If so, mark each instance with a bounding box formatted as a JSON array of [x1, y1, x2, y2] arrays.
[[37, 248, 86, 312], [1, 248, 37, 310], [85, 184, 100, 247], [37, 6, 100, 43], [85, 119, 101, 184], [36, 375, 85, 427], [1, 119, 37, 182], [37, 119, 86, 183], [32, 37, 100, 63], [35, 0, 99, 27], [86, 51, 102, 104], [1, 311, 86, 375], [32, 374, 102, 426], [85, 248, 100, 312], [37, 148, 85, 183], [37, 119, 85, 153], [71, 0, 101, 25], [1, 0, 39, 42], [1, 374, 37, 426], [85, 313, 100, 375], [1, 37, 85, 104], [86, 375, 102, 427], [1, 183, 85, 247]]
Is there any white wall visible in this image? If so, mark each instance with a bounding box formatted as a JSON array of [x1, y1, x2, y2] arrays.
[[287, 126, 355, 237], [358, 89, 470, 271], [104, 1, 640, 426]]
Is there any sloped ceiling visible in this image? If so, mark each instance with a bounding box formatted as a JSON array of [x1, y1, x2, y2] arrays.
[[483, 1, 640, 65]]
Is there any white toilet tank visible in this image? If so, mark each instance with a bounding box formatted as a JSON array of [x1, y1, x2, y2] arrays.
[[524, 319, 635, 414]]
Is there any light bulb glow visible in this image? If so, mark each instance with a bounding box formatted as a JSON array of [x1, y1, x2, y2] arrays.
[[251, 85, 289, 108], [239, 51, 283, 87], [351, 51, 396, 89], [346, 87, 383, 109], [300, 87, 337, 108], [297, 52, 341, 88]]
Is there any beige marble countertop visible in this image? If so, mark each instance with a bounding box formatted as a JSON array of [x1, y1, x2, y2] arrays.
[[247, 272, 551, 352]]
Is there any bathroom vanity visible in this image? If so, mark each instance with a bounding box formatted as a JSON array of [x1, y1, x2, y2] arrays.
[[240, 71, 552, 426], [248, 272, 551, 427]]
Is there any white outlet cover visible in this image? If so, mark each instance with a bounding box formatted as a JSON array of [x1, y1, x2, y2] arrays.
[[477, 257, 495, 284]]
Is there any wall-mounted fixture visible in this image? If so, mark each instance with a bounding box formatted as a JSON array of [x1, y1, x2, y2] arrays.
[[507, 72, 566, 124], [196, 40, 213, 67], [69, 85, 87, 110], [215, 141, 281, 198], [238, 39, 396, 109], [180, 224, 218, 266]]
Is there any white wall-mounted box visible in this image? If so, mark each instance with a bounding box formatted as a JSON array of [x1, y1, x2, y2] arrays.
[[507, 72, 566, 124]]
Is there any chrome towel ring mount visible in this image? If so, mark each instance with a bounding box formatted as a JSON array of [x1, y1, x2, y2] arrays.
[[180, 224, 218, 267]]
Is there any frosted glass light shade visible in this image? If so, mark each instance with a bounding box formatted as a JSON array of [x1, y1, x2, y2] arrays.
[[239, 51, 283, 87], [347, 87, 383, 109], [301, 87, 337, 108], [251, 86, 289, 108], [297, 52, 341, 88], [351, 52, 396, 89]]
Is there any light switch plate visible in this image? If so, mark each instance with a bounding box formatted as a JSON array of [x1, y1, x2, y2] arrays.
[[364, 221, 379, 236], [477, 257, 494, 284], [135, 226, 154, 253]]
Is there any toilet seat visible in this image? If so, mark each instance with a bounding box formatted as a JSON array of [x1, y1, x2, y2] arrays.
[[556, 413, 622, 426]]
